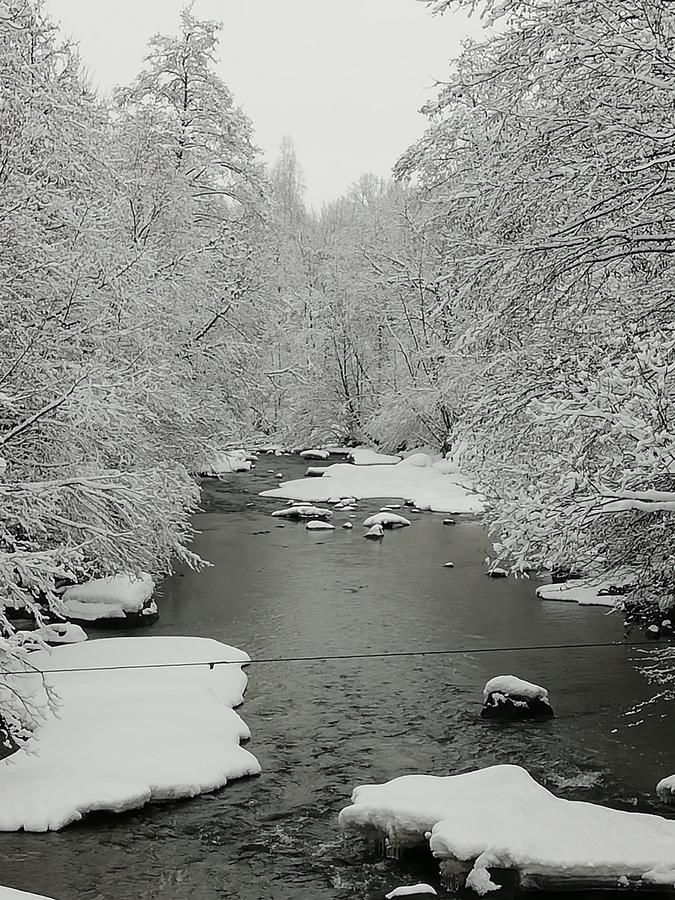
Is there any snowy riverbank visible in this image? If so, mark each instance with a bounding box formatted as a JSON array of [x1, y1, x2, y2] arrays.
[[0, 637, 259, 831]]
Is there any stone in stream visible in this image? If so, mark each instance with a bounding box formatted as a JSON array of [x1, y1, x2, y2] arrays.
[[443, 562, 454, 568], [364, 524, 384, 540], [342, 522, 354, 529], [481, 675, 554, 720], [442, 518, 456, 526], [656, 774, 675, 804], [487, 567, 508, 578]]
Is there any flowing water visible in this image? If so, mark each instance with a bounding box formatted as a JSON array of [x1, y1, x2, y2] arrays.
[[2, 455, 673, 899]]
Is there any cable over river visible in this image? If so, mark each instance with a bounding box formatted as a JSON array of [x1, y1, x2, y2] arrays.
[[2, 456, 673, 900]]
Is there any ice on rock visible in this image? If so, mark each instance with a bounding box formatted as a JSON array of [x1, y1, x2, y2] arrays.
[[339, 765, 675, 895], [306, 520, 335, 531], [364, 524, 384, 540], [0, 637, 260, 831], [271, 505, 332, 520], [385, 885, 437, 898], [363, 512, 411, 529], [656, 775, 675, 804], [60, 573, 154, 621], [300, 449, 330, 460]]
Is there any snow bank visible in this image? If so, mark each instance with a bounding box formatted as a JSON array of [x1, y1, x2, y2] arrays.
[[363, 512, 411, 529], [536, 572, 634, 608], [262, 457, 482, 514], [482, 676, 548, 703], [657, 775, 675, 804], [348, 448, 401, 466], [197, 449, 252, 475], [0, 888, 55, 900], [339, 765, 675, 894], [60, 573, 154, 621], [31, 623, 87, 645], [0, 637, 260, 831]]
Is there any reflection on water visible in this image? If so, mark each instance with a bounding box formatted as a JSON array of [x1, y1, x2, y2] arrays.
[[2, 456, 673, 899]]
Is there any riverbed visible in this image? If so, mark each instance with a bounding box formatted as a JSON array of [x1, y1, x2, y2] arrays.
[[2, 455, 673, 899]]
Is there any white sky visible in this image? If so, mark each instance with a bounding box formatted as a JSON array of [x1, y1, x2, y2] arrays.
[[45, 0, 481, 208]]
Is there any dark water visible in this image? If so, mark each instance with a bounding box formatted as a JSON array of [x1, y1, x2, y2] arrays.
[[2, 455, 673, 899]]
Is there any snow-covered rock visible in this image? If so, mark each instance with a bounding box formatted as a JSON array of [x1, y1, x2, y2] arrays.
[[60, 574, 155, 622], [305, 467, 327, 477], [536, 572, 635, 608], [482, 675, 553, 719], [270, 505, 332, 520], [443, 562, 454, 569], [0, 637, 260, 831], [363, 512, 411, 529], [342, 522, 354, 530], [300, 449, 330, 460], [656, 775, 675, 804], [442, 518, 456, 526], [364, 524, 385, 540], [487, 567, 508, 578], [306, 520, 335, 531], [348, 448, 401, 466], [339, 765, 675, 895], [385, 886, 437, 899], [261, 458, 483, 514]]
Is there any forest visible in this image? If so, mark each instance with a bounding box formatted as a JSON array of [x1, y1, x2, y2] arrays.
[[2, 0, 675, 744]]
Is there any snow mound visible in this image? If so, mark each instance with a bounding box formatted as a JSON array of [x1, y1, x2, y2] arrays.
[[0, 637, 260, 831], [400, 453, 433, 468], [60, 573, 154, 621], [261, 458, 482, 514], [339, 765, 675, 895], [306, 520, 335, 531], [482, 676, 548, 703], [657, 775, 675, 804], [197, 449, 252, 475], [385, 886, 437, 898], [0, 888, 55, 900], [363, 512, 411, 529], [271, 505, 332, 520], [536, 571, 635, 608], [348, 448, 401, 466], [300, 449, 329, 460]]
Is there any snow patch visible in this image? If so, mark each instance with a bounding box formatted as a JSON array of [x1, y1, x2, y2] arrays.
[[348, 448, 401, 466], [0, 637, 260, 831], [536, 572, 634, 608], [0, 889, 55, 900]]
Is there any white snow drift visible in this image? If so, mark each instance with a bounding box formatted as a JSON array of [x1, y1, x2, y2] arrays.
[[339, 764, 675, 894], [60, 573, 155, 621], [0, 636, 260, 831], [262, 454, 482, 514]]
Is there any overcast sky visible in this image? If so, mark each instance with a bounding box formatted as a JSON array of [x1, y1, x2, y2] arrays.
[[45, 0, 481, 208]]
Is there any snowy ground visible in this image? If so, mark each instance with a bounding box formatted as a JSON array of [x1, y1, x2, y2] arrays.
[[261, 453, 483, 514], [0, 637, 260, 831], [340, 764, 675, 894]]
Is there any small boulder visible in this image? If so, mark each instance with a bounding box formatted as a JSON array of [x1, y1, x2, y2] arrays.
[[364, 524, 385, 540], [443, 518, 456, 526], [481, 675, 554, 719], [363, 512, 411, 529], [342, 522, 354, 530], [487, 567, 508, 578], [443, 562, 455, 568], [306, 520, 335, 531], [656, 774, 675, 804]]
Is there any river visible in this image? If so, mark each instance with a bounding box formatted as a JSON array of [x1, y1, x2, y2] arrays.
[[1, 454, 673, 899]]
